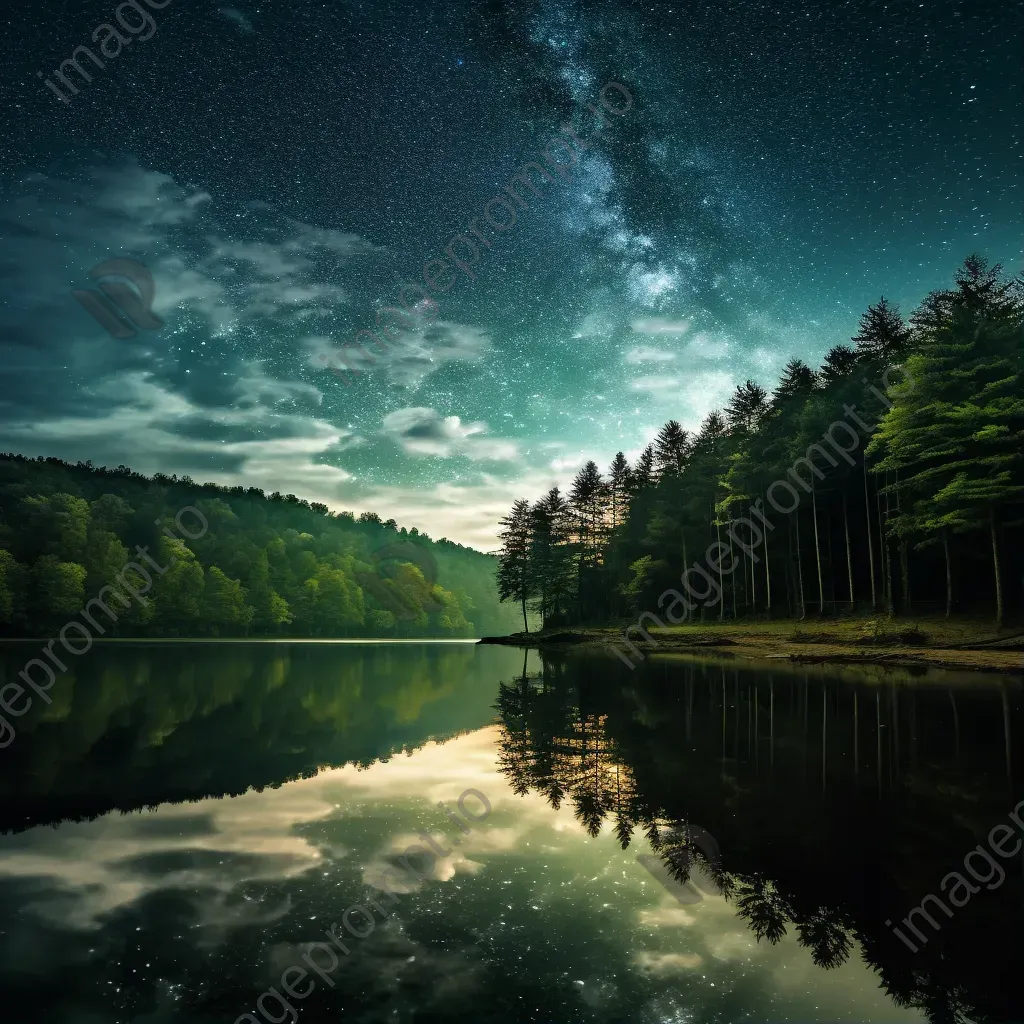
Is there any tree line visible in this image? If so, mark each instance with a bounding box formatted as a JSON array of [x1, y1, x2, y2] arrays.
[[0, 455, 524, 638], [497, 255, 1024, 630]]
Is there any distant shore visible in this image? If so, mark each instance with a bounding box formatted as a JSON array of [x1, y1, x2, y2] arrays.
[[0, 637, 482, 645], [478, 617, 1024, 675]]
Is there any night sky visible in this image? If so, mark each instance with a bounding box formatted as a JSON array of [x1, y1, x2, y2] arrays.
[[0, 0, 1020, 549]]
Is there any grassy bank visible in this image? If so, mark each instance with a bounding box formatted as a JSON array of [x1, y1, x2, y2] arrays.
[[479, 616, 1024, 674]]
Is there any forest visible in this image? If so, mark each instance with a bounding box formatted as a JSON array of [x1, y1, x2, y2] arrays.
[[497, 255, 1024, 631], [0, 455, 525, 638]]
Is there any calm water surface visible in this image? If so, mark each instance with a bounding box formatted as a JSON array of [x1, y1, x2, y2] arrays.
[[0, 642, 1020, 1024]]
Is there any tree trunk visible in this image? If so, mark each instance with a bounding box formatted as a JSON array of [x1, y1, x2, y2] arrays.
[[876, 472, 892, 616], [785, 521, 794, 617], [812, 481, 824, 617], [762, 494, 772, 617], [844, 490, 855, 611], [678, 486, 687, 618], [990, 507, 1004, 630], [715, 513, 725, 622], [795, 512, 806, 620], [577, 548, 584, 623], [750, 522, 758, 615], [900, 543, 910, 615], [863, 459, 878, 611], [682, 536, 690, 623], [521, 596, 529, 634], [895, 468, 910, 614], [826, 508, 835, 611], [742, 526, 751, 613], [942, 529, 953, 618], [731, 536, 739, 620]]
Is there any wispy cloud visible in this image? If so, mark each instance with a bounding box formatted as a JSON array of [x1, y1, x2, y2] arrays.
[[217, 7, 255, 33], [630, 375, 681, 392], [381, 407, 518, 462], [625, 346, 677, 364], [631, 316, 691, 336]]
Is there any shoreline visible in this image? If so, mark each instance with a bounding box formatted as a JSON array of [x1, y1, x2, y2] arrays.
[[0, 637, 481, 644], [478, 619, 1024, 675]]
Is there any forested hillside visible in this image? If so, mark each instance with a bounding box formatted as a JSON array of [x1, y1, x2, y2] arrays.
[[0, 456, 523, 638], [497, 255, 1024, 629]]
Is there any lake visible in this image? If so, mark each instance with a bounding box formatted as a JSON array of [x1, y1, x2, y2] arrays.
[[0, 641, 1020, 1023]]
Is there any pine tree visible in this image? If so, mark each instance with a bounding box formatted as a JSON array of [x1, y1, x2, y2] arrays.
[[852, 298, 911, 364], [725, 380, 769, 435], [528, 488, 575, 625], [569, 461, 608, 568], [497, 499, 534, 633], [868, 257, 1024, 627], [493, 253, 1024, 630], [819, 345, 859, 386], [774, 359, 817, 402], [632, 445, 656, 491], [608, 453, 633, 530], [653, 421, 690, 479]]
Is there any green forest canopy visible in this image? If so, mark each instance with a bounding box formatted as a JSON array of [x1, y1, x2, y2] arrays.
[[497, 255, 1024, 629], [0, 456, 525, 638]]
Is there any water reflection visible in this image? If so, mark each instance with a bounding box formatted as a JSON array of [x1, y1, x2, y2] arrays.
[[0, 640, 506, 833], [495, 652, 1023, 1024], [0, 643, 1017, 1022]]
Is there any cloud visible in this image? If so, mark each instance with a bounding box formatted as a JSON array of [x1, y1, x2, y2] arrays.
[[342, 467, 562, 550], [0, 160, 382, 413], [624, 346, 676, 364], [308, 322, 491, 387], [633, 951, 703, 975], [1, 369, 355, 495], [0, 159, 424, 515], [631, 317, 691, 336], [0, 157, 766, 555], [629, 375, 681, 393], [0, 717, 911, 1024], [217, 6, 255, 33], [685, 331, 730, 360], [85, 164, 211, 227], [381, 407, 518, 462]]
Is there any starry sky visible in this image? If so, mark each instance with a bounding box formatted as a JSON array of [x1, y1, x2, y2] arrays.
[[0, 0, 1020, 550]]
